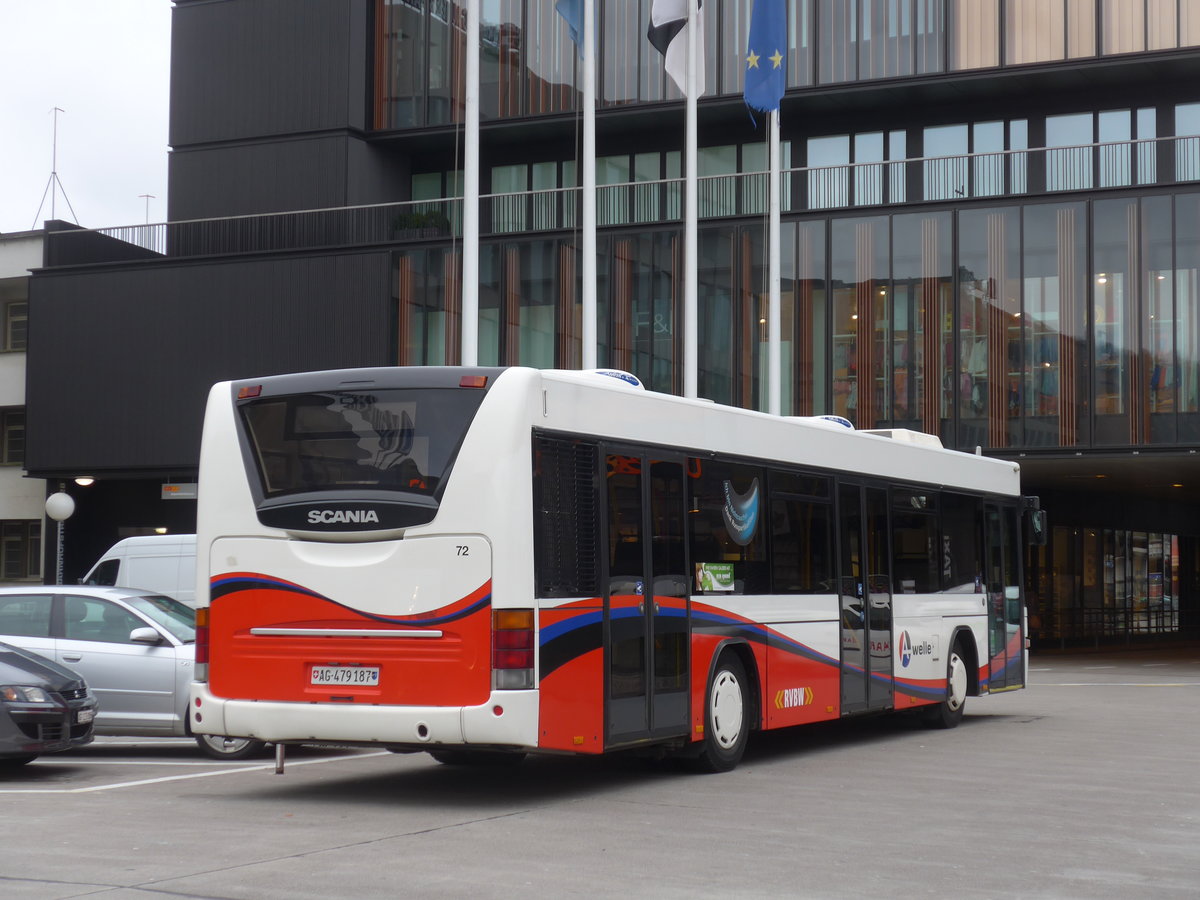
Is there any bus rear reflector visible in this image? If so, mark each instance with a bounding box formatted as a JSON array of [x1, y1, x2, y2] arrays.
[[194, 607, 210, 681], [492, 608, 533, 690]]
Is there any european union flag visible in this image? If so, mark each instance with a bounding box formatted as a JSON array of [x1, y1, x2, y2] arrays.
[[743, 0, 787, 113]]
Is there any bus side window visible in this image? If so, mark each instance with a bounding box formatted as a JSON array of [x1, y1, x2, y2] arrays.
[[891, 489, 938, 594], [770, 495, 834, 593], [688, 459, 768, 594], [533, 436, 601, 598], [940, 492, 982, 592]]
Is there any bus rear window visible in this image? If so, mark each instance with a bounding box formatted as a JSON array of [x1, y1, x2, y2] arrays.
[[238, 388, 485, 498]]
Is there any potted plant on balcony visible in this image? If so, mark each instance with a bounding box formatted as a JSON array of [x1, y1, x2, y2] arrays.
[[391, 209, 452, 239]]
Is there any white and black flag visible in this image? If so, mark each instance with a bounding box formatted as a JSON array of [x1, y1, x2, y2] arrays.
[[647, 0, 705, 97]]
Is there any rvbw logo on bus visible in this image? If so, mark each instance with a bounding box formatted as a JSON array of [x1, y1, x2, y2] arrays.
[[899, 630, 933, 668], [307, 509, 381, 525]]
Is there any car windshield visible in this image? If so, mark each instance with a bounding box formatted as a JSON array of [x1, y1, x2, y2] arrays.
[[126, 594, 196, 642]]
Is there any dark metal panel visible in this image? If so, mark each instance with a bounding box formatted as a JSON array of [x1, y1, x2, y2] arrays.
[[25, 251, 395, 477], [168, 137, 351, 220], [169, 0, 368, 148]]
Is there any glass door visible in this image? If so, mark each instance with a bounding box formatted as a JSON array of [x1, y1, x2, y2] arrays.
[[604, 451, 690, 746], [839, 482, 894, 714], [985, 504, 1025, 691]]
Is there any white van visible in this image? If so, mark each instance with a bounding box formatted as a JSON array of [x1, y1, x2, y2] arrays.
[[82, 534, 197, 606]]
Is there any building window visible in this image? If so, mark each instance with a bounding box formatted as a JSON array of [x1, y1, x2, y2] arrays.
[[0, 410, 24, 465], [0, 521, 40, 581], [949, 0, 1000, 70], [3, 302, 26, 351]]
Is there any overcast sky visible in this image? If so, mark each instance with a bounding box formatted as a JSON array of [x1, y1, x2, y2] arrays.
[[0, 1, 171, 235]]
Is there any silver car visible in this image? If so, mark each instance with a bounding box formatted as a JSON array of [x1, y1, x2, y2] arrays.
[[0, 586, 265, 759]]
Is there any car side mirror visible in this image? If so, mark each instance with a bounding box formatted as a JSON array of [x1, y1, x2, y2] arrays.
[[130, 627, 163, 645]]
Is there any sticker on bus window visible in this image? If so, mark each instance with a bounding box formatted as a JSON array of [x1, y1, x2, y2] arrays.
[[696, 562, 735, 593]]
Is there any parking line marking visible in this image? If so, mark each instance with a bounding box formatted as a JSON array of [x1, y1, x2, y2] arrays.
[[1032, 682, 1200, 687], [1083, 665, 1117, 669], [0, 751, 390, 794], [35, 759, 273, 767]]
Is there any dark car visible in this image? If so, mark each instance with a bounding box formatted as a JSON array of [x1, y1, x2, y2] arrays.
[[0, 640, 98, 767]]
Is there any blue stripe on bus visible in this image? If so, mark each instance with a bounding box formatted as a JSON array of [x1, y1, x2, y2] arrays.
[[211, 574, 491, 627]]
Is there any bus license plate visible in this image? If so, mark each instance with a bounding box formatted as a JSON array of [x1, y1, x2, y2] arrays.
[[310, 666, 380, 686]]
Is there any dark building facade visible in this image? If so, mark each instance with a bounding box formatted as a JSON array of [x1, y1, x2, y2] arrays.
[[26, 0, 1200, 645]]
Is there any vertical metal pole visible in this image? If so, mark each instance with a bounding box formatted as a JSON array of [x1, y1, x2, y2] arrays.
[[768, 109, 782, 415], [55, 481, 65, 585], [462, 0, 480, 365], [56, 521, 64, 585], [581, 0, 597, 370], [683, 0, 699, 398]]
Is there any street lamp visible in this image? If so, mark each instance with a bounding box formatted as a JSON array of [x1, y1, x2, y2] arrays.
[[44, 489, 75, 585]]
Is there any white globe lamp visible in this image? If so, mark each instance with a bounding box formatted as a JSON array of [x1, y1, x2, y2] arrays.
[[45, 491, 76, 584]]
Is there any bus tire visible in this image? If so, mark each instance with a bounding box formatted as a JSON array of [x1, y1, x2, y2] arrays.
[[923, 647, 968, 729], [428, 749, 526, 767], [195, 734, 269, 760], [690, 653, 750, 773]]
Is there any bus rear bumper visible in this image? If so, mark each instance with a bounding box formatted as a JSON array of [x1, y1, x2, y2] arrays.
[[188, 682, 539, 749]]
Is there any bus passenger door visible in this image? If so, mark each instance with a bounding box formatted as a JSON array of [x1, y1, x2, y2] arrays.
[[838, 483, 893, 714], [603, 452, 690, 747], [985, 504, 1025, 691]]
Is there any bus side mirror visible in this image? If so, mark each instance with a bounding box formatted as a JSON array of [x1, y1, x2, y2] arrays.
[[1022, 497, 1047, 547]]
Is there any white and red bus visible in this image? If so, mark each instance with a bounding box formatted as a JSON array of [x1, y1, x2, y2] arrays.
[[190, 366, 1034, 771]]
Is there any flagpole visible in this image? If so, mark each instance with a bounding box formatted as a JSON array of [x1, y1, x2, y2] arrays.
[[462, 0, 480, 366], [768, 107, 782, 415], [581, 0, 597, 370], [683, 0, 699, 399]]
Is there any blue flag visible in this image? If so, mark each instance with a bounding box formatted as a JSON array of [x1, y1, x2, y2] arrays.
[[556, 0, 590, 59], [743, 0, 787, 113]]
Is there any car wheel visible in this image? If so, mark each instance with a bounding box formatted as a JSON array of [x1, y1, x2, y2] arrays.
[[428, 749, 526, 767], [195, 734, 269, 760], [689, 653, 751, 773], [923, 647, 968, 729], [0, 755, 38, 767]]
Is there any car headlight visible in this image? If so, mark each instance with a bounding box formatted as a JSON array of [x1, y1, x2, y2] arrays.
[[0, 685, 53, 703]]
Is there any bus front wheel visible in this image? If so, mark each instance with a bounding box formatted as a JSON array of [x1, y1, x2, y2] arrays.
[[690, 653, 750, 773], [923, 648, 968, 729]]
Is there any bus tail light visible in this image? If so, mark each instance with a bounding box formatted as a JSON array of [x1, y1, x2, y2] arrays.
[[194, 607, 210, 681], [492, 609, 533, 690]]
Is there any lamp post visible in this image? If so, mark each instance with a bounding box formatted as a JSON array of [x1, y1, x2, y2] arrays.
[[44, 488, 75, 585]]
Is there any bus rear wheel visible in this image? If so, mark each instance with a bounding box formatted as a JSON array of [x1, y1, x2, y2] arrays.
[[689, 653, 750, 773], [923, 648, 968, 729], [195, 734, 269, 760]]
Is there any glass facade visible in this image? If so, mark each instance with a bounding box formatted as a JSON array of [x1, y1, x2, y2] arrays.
[[396, 191, 1200, 456], [1032, 526, 1182, 642], [375, 1, 1200, 129], [372, 0, 1200, 647]]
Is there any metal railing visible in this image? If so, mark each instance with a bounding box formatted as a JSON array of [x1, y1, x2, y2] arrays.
[[44, 134, 1195, 266]]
